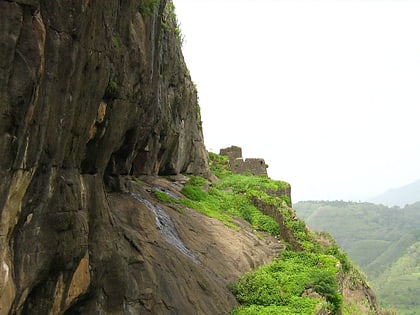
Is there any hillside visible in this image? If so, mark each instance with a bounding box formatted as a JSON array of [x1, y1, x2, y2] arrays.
[[183, 151, 382, 315], [370, 179, 420, 207], [0, 1, 382, 314], [294, 200, 420, 314]]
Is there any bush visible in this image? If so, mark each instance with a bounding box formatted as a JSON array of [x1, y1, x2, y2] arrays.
[[325, 243, 351, 273], [181, 184, 207, 201], [231, 251, 342, 315]]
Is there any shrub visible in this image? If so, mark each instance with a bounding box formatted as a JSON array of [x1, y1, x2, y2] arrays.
[[325, 243, 351, 273], [231, 250, 342, 315], [181, 184, 207, 201]]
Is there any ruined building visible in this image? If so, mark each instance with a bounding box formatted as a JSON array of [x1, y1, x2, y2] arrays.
[[220, 145, 268, 176]]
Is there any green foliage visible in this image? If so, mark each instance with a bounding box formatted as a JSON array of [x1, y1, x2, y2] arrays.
[[217, 172, 289, 195], [231, 250, 342, 315], [154, 190, 176, 203], [231, 297, 320, 315], [139, 0, 159, 16], [294, 200, 420, 313], [112, 35, 120, 49], [208, 152, 230, 177], [187, 175, 207, 186], [181, 184, 207, 201], [105, 80, 118, 99], [254, 214, 279, 236], [325, 243, 351, 273], [161, 1, 184, 45], [178, 175, 279, 235]]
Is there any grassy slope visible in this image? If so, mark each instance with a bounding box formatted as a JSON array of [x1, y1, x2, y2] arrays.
[[158, 153, 378, 315], [294, 201, 420, 314]]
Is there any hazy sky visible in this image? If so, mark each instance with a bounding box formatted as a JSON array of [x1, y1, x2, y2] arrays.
[[173, 0, 420, 202]]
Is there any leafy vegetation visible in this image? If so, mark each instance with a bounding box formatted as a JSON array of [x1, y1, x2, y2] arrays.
[[105, 80, 118, 99], [179, 174, 280, 235], [230, 250, 342, 315], [294, 200, 420, 314], [139, 0, 159, 16], [161, 2, 184, 45], [153, 189, 176, 203], [112, 35, 120, 49]]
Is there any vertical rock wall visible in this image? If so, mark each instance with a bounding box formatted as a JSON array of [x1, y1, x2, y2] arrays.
[[0, 1, 209, 314]]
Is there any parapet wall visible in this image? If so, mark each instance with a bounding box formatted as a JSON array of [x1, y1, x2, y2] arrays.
[[219, 146, 268, 176]]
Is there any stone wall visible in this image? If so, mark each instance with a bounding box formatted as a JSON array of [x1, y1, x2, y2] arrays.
[[220, 146, 268, 176]]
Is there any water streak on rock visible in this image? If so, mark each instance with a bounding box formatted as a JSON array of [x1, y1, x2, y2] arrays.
[[131, 193, 199, 264]]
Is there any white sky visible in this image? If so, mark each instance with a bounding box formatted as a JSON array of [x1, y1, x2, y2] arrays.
[[173, 0, 420, 202]]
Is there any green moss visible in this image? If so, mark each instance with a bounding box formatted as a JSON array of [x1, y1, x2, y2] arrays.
[[105, 80, 118, 99], [154, 190, 176, 203], [112, 35, 120, 49]]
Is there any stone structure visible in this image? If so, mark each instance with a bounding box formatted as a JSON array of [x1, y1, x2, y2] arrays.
[[220, 146, 268, 176]]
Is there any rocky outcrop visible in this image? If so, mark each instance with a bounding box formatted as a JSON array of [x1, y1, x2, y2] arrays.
[[0, 1, 211, 314]]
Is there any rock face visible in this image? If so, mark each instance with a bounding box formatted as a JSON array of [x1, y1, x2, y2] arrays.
[[0, 1, 214, 314]]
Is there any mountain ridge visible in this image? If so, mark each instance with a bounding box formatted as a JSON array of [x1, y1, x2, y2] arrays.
[[370, 178, 420, 207]]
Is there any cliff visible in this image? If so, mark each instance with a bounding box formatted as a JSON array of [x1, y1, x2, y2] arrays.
[[0, 0, 211, 313], [0, 1, 382, 315]]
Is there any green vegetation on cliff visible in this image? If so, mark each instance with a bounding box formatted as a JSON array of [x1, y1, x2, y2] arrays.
[[231, 250, 342, 315], [156, 152, 377, 315], [295, 200, 420, 314]]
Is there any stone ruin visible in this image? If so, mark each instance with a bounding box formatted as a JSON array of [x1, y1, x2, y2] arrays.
[[219, 146, 268, 176]]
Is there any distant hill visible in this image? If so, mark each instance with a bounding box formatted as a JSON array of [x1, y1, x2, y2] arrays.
[[294, 200, 420, 314], [370, 178, 420, 207]]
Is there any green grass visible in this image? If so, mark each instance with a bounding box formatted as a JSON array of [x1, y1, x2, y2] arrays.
[[154, 190, 176, 203], [294, 200, 420, 314], [179, 176, 279, 235], [230, 250, 342, 315]]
